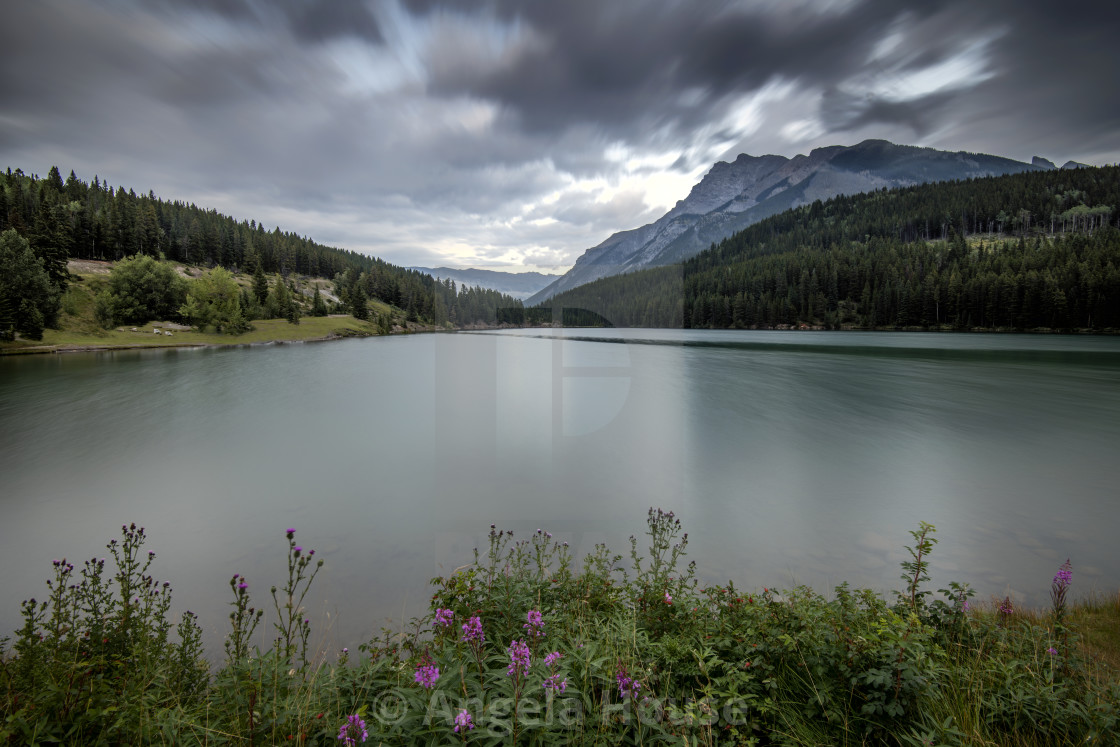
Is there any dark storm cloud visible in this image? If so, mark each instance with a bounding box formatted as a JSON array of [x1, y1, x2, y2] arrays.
[[413, 0, 926, 136], [2, 0, 1118, 273]]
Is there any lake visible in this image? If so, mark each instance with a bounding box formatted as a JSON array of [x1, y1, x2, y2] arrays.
[[2, 329, 1119, 655]]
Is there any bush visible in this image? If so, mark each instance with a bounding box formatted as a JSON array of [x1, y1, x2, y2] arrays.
[[102, 254, 187, 326]]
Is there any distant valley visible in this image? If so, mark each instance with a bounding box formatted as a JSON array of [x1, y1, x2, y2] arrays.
[[408, 266, 559, 300]]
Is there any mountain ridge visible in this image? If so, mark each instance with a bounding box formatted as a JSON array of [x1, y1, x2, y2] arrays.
[[407, 266, 558, 300], [528, 139, 1045, 305]]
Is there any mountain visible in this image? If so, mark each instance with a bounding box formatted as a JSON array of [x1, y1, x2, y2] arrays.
[[408, 267, 558, 300], [528, 139, 1043, 305], [528, 163, 1120, 332]]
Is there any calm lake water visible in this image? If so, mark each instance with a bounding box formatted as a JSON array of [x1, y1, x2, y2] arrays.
[[2, 329, 1119, 654]]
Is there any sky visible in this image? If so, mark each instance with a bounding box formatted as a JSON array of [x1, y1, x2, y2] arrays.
[[3, 0, 1118, 274]]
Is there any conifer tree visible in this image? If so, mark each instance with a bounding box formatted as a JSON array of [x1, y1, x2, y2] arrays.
[[311, 287, 328, 316], [252, 260, 269, 305], [350, 285, 369, 320]]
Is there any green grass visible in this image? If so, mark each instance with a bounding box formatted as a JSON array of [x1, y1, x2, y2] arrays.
[[1, 270, 395, 354], [1071, 592, 1120, 672]]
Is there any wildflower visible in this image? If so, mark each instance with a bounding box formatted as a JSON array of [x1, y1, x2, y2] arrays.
[[1054, 559, 1073, 586], [294, 546, 302, 554], [434, 608, 454, 627], [454, 709, 474, 732], [543, 674, 567, 692], [286, 528, 296, 537], [543, 651, 562, 667], [337, 714, 367, 745], [507, 639, 531, 677], [523, 609, 545, 637], [462, 616, 485, 644], [414, 663, 440, 688], [616, 668, 641, 699], [1048, 647, 1058, 655], [238, 582, 248, 589], [999, 597, 1014, 616], [664, 591, 673, 604]]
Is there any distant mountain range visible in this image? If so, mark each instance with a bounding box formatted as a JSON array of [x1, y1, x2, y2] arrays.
[[409, 267, 559, 300], [528, 139, 1078, 305]]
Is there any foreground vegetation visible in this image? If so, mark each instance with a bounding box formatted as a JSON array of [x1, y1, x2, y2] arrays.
[[2, 513, 1116, 745]]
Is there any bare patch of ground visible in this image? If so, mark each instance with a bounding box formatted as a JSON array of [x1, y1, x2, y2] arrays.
[[67, 259, 112, 274]]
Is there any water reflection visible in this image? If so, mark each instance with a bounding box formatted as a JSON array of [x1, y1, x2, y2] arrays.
[[1, 330, 1118, 655]]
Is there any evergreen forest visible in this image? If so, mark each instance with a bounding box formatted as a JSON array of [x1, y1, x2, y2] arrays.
[[0, 166, 522, 339]]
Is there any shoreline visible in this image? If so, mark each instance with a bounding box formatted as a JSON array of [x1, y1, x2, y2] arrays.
[[0, 331, 378, 356], [5, 323, 1119, 356]]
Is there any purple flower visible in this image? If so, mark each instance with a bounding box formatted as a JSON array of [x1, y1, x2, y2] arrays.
[[664, 591, 673, 605], [543, 651, 562, 667], [507, 639, 531, 677], [1054, 559, 1073, 587], [617, 668, 641, 699], [454, 709, 474, 732], [337, 714, 367, 745], [1047, 646, 1058, 655], [434, 608, 454, 627], [238, 582, 248, 589], [294, 546, 302, 553], [523, 609, 544, 637], [543, 674, 567, 693], [414, 663, 440, 688], [286, 528, 296, 537], [998, 597, 1014, 616], [461, 616, 485, 645]]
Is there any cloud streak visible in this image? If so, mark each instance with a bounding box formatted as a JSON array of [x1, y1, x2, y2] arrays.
[[2, 0, 1116, 273]]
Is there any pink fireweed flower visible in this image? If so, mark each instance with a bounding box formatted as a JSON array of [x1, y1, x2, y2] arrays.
[[461, 616, 485, 644], [1048, 646, 1058, 655], [523, 609, 545, 637], [616, 668, 641, 699], [434, 608, 454, 627], [543, 674, 567, 692], [454, 709, 474, 732], [543, 651, 562, 667], [414, 663, 440, 688], [507, 639, 531, 677], [1054, 560, 1073, 586], [337, 714, 367, 745]]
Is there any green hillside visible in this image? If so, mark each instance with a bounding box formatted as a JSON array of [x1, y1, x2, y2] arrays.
[[533, 166, 1120, 332]]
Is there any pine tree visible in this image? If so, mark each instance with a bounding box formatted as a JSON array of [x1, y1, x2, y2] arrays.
[[268, 273, 291, 319], [311, 287, 328, 316], [350, 285, 369, 320], [252, 258, 269, 305]]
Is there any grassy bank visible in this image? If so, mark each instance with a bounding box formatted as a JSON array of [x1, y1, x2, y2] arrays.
[[0, 263, 413, 355], [1, 514, 1117, 745]]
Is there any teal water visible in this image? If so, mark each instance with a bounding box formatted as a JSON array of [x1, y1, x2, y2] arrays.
[[2, 330, 1118, 652]]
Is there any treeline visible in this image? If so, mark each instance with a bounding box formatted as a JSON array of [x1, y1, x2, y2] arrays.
[[535, 165, 1120, 331], [333, 265, 520, 327], [1, 166, 522, 338]]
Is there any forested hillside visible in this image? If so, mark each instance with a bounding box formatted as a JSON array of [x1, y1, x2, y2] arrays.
[[535, 166, 1120, 331], [1, 167, 521, 338]]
